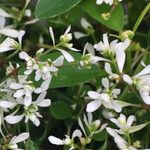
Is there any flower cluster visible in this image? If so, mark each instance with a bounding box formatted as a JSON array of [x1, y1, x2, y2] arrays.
[[0, 0, 149, 149]]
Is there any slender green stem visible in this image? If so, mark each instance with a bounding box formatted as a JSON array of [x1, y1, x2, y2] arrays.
[[79, 145, 85, 150], [0, 129, 7, 142], [109, 34, 120, 39], [25, 122, 30, 150], [17, 0, 29, 22], [91, 33, 97, 43], [7, 49, 20, 60], [133, 2, 150, 32], [127, 133, 131, 145]]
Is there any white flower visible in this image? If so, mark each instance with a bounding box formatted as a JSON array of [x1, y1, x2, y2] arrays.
[[115, 39, 130, 74], [74, 18, 93, 39], [78, 112, 107, 137], [86, 78, 122, 113], [123, 65, 150, 105], [110, 114, 148, 134], [94, 33, 118, 55], [133, 66, 150, 105], [19, 51, 36, 75], [49, 26, 80, 62], [7, 132, 29, 150], [102, 109, 116, 119], [0, 8, 21, 38], [9, 75, 35, 106], [106, 127, 137, 150], [0, 30, 25, 53], [5, 92, 51, 126], [96, 0, 122, 6], [20, 51, 64, 93], [110, 114, 136, 134], [6, 62, 20, 76], [94, 34, 130, 61], [80, 43, 109, 68], [105, 62, 120, 82], [48, 129, 82, 149]]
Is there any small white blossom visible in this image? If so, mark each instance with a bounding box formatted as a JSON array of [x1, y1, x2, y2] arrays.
[[96, 0, 122, 6], [86, 78, 122, 113], [6, 62, 20, 76], [48, 129, 82, 149], [123, 65, 150, 105], [5, 92, 51, 126], [74, 18, 93, 39], [49, 26, 80, 62], [9, 77, 35, 107], [94, 33, 118, 55], [7, 132, 29, 150], [0, 30, 25, 53], [110, 114, 136, 134], [94, 33, 130, 60], [78, 112, 107, 137], [106, 127, 137, 150], [110, 114, 148, 134], [80, 43, 109, 68]]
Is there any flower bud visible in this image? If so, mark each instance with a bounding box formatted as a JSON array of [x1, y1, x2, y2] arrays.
[[120, 30, 134, 41], [60, 33, 72, 43], [133, 140, 141, 148], [8, 143, 18, 149]]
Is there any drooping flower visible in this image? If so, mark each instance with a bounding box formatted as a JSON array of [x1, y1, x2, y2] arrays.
[[49, 26, 80, 62], [78, 112, 107, 137], [80, 43, 109, 68], [48, 129, 83, 149], [74, 18, 93, 39]]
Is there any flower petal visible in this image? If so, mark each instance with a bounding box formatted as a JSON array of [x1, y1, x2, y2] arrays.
[[5, 115, 24, 124], [72, 129, 82, 139], [122, 74, 133, 85], [86, 100, 101, 112], [0, 101, 17, 108], [49, 27, 55, 46], [88, 91, 101, 99], [11, 133, 29, 143], [58, 49, 74, 62], [48, 136, 65, 145]]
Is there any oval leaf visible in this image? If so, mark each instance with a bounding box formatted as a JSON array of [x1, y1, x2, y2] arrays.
[[35, 0, 81, 19], [80, 0, 124, 31], [50, 101, 71, 119]]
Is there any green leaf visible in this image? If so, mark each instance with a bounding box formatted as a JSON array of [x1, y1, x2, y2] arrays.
[[128, 123, 149, 133], [35, 0, 81, 19], [93, 130, 107, 141], [28, 140, 39, 150], [116, 100, 141, 108], [50, 101, 72, 119], [50, 65, 104, 88], [80, 0, 124, 31]]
